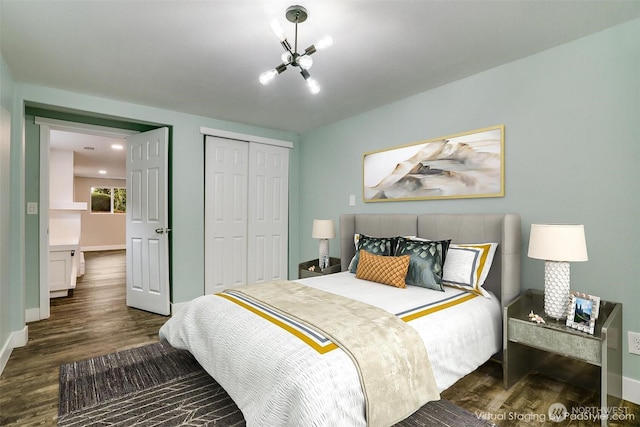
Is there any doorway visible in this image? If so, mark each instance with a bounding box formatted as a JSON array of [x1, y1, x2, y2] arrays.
[[36, 117, 137, 319]]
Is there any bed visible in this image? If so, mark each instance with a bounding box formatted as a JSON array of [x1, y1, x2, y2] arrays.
[[160, 213, 521, 426]]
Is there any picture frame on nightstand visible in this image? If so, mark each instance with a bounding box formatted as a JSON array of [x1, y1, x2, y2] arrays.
[[566, 291, 600, 335]]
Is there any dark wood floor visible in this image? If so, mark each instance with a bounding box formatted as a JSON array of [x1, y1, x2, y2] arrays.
[[0, 250, 638, 426], [0, 250, 168, 426]]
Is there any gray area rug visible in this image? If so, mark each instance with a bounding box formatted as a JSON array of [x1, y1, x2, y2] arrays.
[[59, 341, 494, 426]]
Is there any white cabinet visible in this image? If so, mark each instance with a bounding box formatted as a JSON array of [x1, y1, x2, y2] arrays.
[[204, 136, 290, 294], [48, 147, 86, 298], [49, 247, 78, 297], [49, 209, 84, 298]]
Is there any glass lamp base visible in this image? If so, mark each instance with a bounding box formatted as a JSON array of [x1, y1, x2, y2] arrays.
[[318, 239, 329, 271]]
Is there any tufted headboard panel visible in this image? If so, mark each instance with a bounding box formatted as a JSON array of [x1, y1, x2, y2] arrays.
[[339, 213, 521, 308]]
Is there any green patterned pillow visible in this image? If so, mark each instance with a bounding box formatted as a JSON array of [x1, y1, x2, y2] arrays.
[[395, 237, 450, 291], [348, 234, 397, 273]]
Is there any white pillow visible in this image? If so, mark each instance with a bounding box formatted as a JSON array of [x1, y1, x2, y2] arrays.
[[442, 243, 498, 298]]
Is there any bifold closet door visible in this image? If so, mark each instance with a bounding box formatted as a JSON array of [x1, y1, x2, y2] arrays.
[[204, 137, 248, 294], [247, 142, 289, 284], [205, 136, 289, 294]]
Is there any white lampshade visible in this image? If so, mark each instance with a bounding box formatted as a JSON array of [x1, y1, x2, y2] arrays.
[[528, 224, 588, 262], [312, 219, 335, 239]]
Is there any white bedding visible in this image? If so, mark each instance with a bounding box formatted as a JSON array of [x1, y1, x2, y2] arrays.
[[159, 272, 502, 426], [299, 272, 502, 391]]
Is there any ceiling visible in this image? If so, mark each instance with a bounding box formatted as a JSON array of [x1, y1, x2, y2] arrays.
[[49, 130, 127, 180], [2, 0, 639, 138]]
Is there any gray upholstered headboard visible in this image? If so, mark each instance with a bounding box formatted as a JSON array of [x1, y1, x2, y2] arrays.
[[339, 213, 521, 308]]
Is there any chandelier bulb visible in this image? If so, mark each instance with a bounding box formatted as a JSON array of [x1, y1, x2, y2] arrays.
[[259, 69, 278, 85], [315, 35, 333, 50], [270, 20, 286, 42], [281, 52, 292, 64], [298, 55, 313, 70], [307, 78, 321, 94]]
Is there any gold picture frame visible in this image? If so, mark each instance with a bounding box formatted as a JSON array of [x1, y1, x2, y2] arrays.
[[566, 291, 600, 335], [363, 125, 504, 202]]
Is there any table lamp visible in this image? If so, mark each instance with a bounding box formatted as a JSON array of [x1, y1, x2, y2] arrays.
[[528, 224, 588, 319], [312, 219, 335, 271]]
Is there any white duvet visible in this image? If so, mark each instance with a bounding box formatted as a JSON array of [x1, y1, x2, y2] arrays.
[[159, 272, 502, 426]]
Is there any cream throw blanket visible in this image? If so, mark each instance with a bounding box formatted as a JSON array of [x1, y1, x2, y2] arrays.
[[235, 280, 440, 427]]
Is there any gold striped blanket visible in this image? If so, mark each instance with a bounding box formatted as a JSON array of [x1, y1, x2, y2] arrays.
[[218, 285, 477, 354], [221, 280, 441, 427]]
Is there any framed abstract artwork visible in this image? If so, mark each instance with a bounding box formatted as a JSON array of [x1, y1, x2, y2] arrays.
[[363, 125, 504, 202]]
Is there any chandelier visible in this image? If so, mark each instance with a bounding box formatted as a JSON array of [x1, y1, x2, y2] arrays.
[[259, 5, 332, 94]]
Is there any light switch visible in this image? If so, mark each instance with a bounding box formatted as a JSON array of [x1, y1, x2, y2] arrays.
[[349, 195, 356, 206], [27, 202, 38, 215]]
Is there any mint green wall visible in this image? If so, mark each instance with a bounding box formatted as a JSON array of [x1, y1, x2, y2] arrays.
[[0, 53, 17, 354], [12, 83, 299, 311], [298, 19, 640, 383], [23, 115, 39, 309]]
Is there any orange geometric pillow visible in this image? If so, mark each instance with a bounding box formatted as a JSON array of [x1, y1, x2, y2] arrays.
[[355, 249, 410, 289]]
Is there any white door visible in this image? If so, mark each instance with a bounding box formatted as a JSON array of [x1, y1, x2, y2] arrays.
[[126, 127, 170, 315], [247, 142, 289, 284], [204, 137, 248, 294]]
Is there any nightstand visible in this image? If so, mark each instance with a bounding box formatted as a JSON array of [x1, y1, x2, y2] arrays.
[[298, 257, 341, 279], [504, 289, 622, 426]]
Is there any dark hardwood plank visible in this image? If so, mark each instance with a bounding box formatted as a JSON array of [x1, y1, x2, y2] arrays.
[[1, 250, 638, 426], [0, 250, 168, 426], [442, 356, 640, 426]]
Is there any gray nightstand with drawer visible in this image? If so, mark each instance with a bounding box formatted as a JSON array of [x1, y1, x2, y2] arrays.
[[504, 289, 622, 426]]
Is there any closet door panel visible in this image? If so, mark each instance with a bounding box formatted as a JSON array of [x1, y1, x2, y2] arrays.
[[205, 137, 248, 294], [247, 143, 289, 284]]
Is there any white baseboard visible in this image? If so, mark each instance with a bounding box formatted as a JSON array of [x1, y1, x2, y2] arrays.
[[81, 244, 126, 252], [623, 375, 640, 405], [0, 325, 28, 376], [171, 301, 191, 316], [0, 337, 11, 376], [25, 308, 41, 323], [10, 325, 28, 348]]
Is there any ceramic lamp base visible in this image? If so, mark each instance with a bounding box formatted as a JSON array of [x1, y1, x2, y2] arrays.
[[544, 260, 570, 320]]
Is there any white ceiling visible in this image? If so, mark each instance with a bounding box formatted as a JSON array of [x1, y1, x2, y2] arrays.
[[2, 0, 639, 138], [49, 130, 127, 180]]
